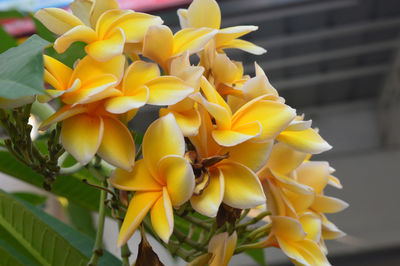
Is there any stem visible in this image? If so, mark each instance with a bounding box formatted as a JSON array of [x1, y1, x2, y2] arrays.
[[59, 162, 83, 175], [135, 144, 142, 160], [237, 211, 271, 229], [117, 210, 131, 265], [181, 215, 211, 230], [88, 181, 107, 266]]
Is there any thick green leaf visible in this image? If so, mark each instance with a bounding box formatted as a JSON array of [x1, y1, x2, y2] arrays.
[[12, 192, 47, 207], [0, 25, 17, 53], [0, 226, 40, 266], [0, 190, 121, 266], [0, 150, 101, 211], [245, 249, 267, 266], [66, 201, 96, 239], [0, 34, 49, 99]]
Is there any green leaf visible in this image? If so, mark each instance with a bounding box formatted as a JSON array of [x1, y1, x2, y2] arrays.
[[45, 42, 87, 69], [0, 150, 101, 212], [65, 201, 97, 239], [12, 192, 47, 207], [0, 34, 49, 99], [0, 190, 121, 266], [0, 25, 17, 53], [245, 249, 267, 266], [0, 10, 24, 19]]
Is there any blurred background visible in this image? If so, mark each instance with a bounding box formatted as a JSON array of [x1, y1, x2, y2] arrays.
[[1, 0, 400, 265]]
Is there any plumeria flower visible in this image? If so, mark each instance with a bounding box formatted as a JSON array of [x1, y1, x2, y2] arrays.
[[208, 231, 237, 266], [189, 107, 268, 217], [227, 63, 331, 154], [191, 77, 296, 147], [35, 0, 163, 61], [142, 24, 217, 71], [177, 0, 266, 55], [110, 114, 195, 246], [258, 216, 331, 266], [41, 54, 124, 105], [39, 101, 135, 171], [104, 60, 194, 114], [258, 142, 315, 218], [159, 52, 204, 136]]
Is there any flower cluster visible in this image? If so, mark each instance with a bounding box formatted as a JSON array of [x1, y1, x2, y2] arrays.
[[35, 0, 347, 264]]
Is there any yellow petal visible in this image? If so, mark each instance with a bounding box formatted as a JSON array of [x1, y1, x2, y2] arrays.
[[218, 161, 265, 209], [39, 105, 87, 130], [277, 128, 332, 154], [222, 231, 237, 266], [146, 76, 194, 106], [157, 155, 195, 207], [328, 175, 343, 189], [54, 25, 97, 53], [89, 0, 119, 28], [296, 161, 330, 194], [110, 159, 162, 191], [220, 140, 273, 172], [143, 114, 185, 179], [169, 52, 204, 90], [311, 195, 349, 214], [321, 217, 345, 240], [190, 92, 231, 130], [43, 55, 73, 90], [71, 54, 125, 87], [34, 8, 84, 35], [292, 239, 330, 266], [218, 38, 266, 55], [271, 170, 314, 196], [108, 12, 163, 43], [190, 168, 224, 217], [63, 75, 120, 105], [212, 121, 262, 147], [212, 53, 240, 84], [233, 99, 296, 142], [61, 114, 103, 165], [299, 212, 322, 242], [123, 61, 160, 93], [272, 216, 307, 241], [96, 9, 130, 39], [105, 86, 149, 113], [177, 8, 189, 29], [70, 0, 92, 26], [215, 25, 257, 46], [200, 76, 231, 113], [276, 237, 308, 265], [97, 117, 135, 171], [187, 0, 221, 29], [208, 232, 227, 266], [85, 27, 125, 62], [117, 191, 161, 247], [151, 187, 174, 243], [142, 25, 174, 68], [242, 75, 278, 100], [266, 142, 307, 175], [172, 27, 218, 56], [159, 107, 201, 137]]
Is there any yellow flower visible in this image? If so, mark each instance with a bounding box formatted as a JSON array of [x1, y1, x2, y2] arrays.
[[261, 216, 331, 266], [208, 231, 237, 266], [159, 52, 204, 136], [177, 0, 266, 55], [35, 0, 163, 61], [142, 24, 217, 71], [104, 60, 194, 114], [191, 77, 296, 147], [39, 101, 135, 171], [42, 54, 124, 105], [189, 107, 268, 217], [110, 114, 195, 246]]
